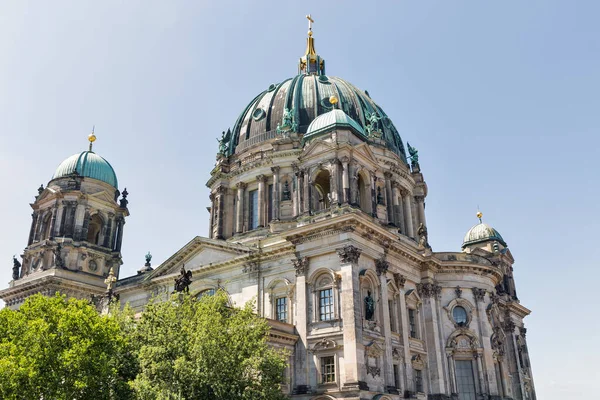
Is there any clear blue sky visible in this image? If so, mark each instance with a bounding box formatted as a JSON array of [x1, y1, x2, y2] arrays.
[[0, 1, 597, 397]]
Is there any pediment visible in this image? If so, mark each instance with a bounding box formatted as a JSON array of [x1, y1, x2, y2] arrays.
[[300, 140, 337, 160], [87, 190, 117, 205], [351, 142, 378, 164], [149, 236, 254, 279]]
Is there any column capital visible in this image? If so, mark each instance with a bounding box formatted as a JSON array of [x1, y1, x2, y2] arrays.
[[384, 171, 393, 179], [415, 195, 425, 203], [375, 258, 389, 276], [341, 155, 350, 164], [256, 174, 267, 183], [270, 166, 280, 174], [217, 186, 228, 194], [337, 245, 361, 264], [472, 287, 486, 302], [391, 181, 400, 189], [292, 256, 309, 276], [236, 182, 247, 189], [416, 281, 441, 298]]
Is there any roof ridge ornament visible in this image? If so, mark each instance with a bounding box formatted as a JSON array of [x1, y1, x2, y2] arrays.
[[298, 14, 325, 76], [477, 210, 483, 223]]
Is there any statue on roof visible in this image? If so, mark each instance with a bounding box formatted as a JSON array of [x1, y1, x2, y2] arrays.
[[174, 264, 193, 293], [54, 243, 65, 269], [365, 111, 382, 138], [12, 256, 21, 281], [282, 180, 291, 201], [119, 188, 129, 208], [407, 142, 419, 168], [217, 130, 229, 155], [417, 223, 430, 249], [145, 252, 152, 266]]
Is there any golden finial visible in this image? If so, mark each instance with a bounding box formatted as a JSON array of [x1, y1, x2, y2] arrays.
[[88, 126, 96, 151], [476, 210, 483, 223], [329, 95, 338, 105]]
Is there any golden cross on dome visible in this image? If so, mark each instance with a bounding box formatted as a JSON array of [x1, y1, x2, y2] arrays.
[[306, 14, 314, 33]]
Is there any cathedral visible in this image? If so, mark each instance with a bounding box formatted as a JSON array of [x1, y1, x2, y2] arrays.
[[0, 18, 536, 400]]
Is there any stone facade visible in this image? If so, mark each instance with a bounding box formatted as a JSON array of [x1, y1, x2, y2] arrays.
[[0, 25, 536, 400]]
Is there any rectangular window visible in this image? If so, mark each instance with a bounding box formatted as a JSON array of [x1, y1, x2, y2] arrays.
[[319, 288, 334, 321], [248, 190, 258, 230], [393, 364, 400, 389], [321, 356, 335, 383], [409, 308, 417, 338], [389, 300, 396, 332], [415, 369, 423, 393], [276, 297, 287, 323], [456, 360, 477, 400], [268, 184, 273, 222]]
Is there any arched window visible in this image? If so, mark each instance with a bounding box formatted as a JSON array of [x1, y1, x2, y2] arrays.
[[41, 212, 52, 240], [313, 170, 331, 211], [87, 214, 103, 245], [357, 171, 371, 215], [196, 288, 216, 299]]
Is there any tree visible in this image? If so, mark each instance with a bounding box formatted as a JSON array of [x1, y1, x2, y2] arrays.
[[131, 290, 288, 400], [0, 293, 137, 400]]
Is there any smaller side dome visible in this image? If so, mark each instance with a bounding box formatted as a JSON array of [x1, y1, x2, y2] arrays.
[[462, 222, 507, 249], [304, 109, 365, 142], [52, 151, 118, 188]]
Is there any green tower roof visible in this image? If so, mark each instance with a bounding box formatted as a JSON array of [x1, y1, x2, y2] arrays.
[[52, 151, 118, 188]]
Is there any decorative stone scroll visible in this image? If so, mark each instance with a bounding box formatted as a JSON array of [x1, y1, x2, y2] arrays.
[[292, 256, 309, 276], [337, 245, 361, 264], [375, 258, 389, 276], [455, 286, 462, 298], [394, 273, 406, 288]]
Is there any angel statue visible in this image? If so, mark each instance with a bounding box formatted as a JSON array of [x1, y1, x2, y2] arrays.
[[365, 111, 381, 137], [407, 142, 419, 167]]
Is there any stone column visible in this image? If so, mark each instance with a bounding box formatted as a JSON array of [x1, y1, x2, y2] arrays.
[[103, 215, 113, 248], [48, 206, 57, 240], [54, 201, 64, 237], [64, 201, 76, 238], [370, 174, 378, 218], [473, 288, 499, 396], [80, 208, 91, 242], [337, 245, 365, 389], [393, 184, 405, 234], [330, 159, 340, 205], [216, 186, 226, 239], [417, 282, 447, 395], [32, 211, 43, 243], [236, 182, 246, 233], [28, 212, 38, 245], [403, 192, 414, 238], [292, 256, 309, 390], [59, 201, 68, 237], [411, 198, 419, 239], [303, 170, 311, 214], [447, 353, 457, 394], [256, 175, 266, 227], [397, 276, 413, 391], [271, 167, 280, 221], [377, 259, 395, 392], [341, 157, 350, 204], [209, 193, 216, 238], [115, 217, 125, 252], [415, 195, 427, 229], [294, 169, 302, 217], [384, 172, 394, 225], [73, 203, 86, 241]]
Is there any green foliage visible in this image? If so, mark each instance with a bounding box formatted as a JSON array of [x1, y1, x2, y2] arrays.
[[0, 294, 137, 400], [131, 291, 288, 400]]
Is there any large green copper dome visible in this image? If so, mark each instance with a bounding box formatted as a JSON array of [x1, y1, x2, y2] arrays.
[[52, 151, 118, 188], [226, 74, 408, 162]]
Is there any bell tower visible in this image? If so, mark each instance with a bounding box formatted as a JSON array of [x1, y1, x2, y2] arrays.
[[0, 132, 129, 309]]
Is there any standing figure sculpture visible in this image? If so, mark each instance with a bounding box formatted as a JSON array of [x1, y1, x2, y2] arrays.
[[174, 264, 193, 293], [12, 256, 21, 281], [407, 142, 419, 168], [364, 290, 375, 321], [54, 243, 65, 269], [417, 223, 430, 249]]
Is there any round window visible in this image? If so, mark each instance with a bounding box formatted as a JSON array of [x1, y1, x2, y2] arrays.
[[453, 306, 468, 325], [252, 108, 266, 121]]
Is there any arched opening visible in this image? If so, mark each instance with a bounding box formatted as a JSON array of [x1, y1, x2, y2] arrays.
[[87, 214, 103, 245], [313, 170, 331, 211], [357, 171, 371, 215]]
